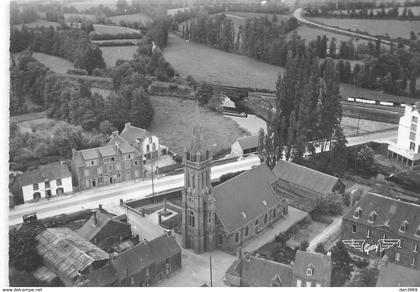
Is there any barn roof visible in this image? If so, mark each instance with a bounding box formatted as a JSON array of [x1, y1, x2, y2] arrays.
[[213, 163, 281, 233], [272, 160, 340, 196], [235, 135, 259, 150], [36, 228, 109, 280]]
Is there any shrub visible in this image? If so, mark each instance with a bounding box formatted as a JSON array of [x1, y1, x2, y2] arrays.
[[315, 243, 327, 254], [67, 68, 88, 75]]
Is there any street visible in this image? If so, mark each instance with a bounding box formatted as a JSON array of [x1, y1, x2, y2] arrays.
[[9, 155, 261, 226]]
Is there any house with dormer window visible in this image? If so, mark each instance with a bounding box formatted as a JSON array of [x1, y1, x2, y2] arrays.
[[342, 192, 420, 270], [292, 250, 332, 287]]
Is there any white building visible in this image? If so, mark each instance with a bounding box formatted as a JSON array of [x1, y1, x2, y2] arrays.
[[11, 163, 73, 203], [108, 122, 168, 161], [231, 135, 259, 157], [387, 102, 420, 168]]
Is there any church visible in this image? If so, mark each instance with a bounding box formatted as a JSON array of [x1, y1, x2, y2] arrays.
[[181, 104, 289, 254]]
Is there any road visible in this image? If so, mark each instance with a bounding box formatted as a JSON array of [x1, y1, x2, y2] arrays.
[[8, 156, 261, 226], [307, 216, 342, 252], [293, 8, 397, 47]]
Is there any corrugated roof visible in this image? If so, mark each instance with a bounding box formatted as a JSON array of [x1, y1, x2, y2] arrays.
[[240, 255, 293, 287], [343, 193, 420, 241], [292, 251, 332, 282], [236, 135, 259, 150], [119, 124, 150, 145], [213, 164, 281, 233], [272, 160, 340, 196], [18, 163, 71, 186], [376, 261, 420, 287], [36, 228, 109, 280], [148, 235, 181, 262]]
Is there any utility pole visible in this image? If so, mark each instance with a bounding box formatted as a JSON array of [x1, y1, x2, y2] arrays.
[[210, 256, 213, 287]]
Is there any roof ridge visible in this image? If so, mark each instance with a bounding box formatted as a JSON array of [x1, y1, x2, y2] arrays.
[[277, 160, 338, 180], [214, 163, 265, 190], [368, 192, 420, 209]]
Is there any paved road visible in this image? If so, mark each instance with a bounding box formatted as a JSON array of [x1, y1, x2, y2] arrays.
[[293, 8, 397, 47], [9, 156, 261, 226]]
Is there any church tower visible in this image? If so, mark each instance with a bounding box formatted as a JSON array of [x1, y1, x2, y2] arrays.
[[181, 102, 216, 254]]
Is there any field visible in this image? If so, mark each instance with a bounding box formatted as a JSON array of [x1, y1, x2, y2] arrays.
[[32, 52, 74, 73], [291, 25, 370, 45], [93, 24, 141, 35], [14, 20, 60, 30], [341, 117, 396, 137], [149, 96, 248, 154], [107, 13, 152, 25], [307, 17, 420, 39], [100, 46, 138, 67], [17, 117, 66, 135], [164, 34, 283, 90]]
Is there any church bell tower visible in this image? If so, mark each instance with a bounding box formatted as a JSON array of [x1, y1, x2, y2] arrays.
[[181, 102, 216, 253]]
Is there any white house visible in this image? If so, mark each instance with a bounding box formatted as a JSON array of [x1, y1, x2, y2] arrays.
[[231, 135, 259, 157], [108, 122, 168, 161], [12, 163, 73, 203], [387, 102, 420, 168]]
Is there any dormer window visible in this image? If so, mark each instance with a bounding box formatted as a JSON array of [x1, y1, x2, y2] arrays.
[[399, 221, 408, 233], [353, 207, 363, 219], [306, 265, 314, 277], [368, 211, 377, 223], [415, 226, 420, 237]]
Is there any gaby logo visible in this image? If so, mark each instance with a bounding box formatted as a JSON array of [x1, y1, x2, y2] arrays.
[[342, 239, 401, 255]]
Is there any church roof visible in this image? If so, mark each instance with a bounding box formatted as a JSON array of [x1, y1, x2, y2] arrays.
[[213, 163, 281, 233]]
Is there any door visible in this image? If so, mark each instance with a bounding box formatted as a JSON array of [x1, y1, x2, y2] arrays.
[[45, 190, 52, 199]]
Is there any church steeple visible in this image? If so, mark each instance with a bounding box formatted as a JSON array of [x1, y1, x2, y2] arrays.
[[190, 101, 204, 154]]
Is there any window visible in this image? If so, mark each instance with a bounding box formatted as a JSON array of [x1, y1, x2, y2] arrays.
[[368, 211, 377, 223], [33, 183, 39, 191], [152, 143, 156, 151], [400, 221, 408, 233], [111, 157, 115, 162], [409, 132, 416, 141], [218, 234, 223, 244], [353, 207, 362, 219], [192, 174, 195, 189], [273, 208, 276, 218], [108, 165, 114, 171], [416, 227, 420, 237], [411, 123, 417, 132], [208, 212, 212, 223], [44, 181, 50, 188], [284, 207, 288, 215], [188, 211, 195, 227], [411, 257, 416, 266], [146, 145, 150, 153], [264, 213, 268, 224], [131, 277, 134, 285], [245, 226, 249, 237], [410, 142, 416, 151], [255, 219, 259, 226], [306, 266, 314, 276], [367, 229, 371, 238], [98, 177, 103, 184], [395, 252, 400, 261], [56, 179, 62, 186], [414, 243, 418, 253], [90, 160, 95, 166], [412, 116, 418, 124], [352, 224, 357, 233], [146, 268, 149, 276], [84, 169, 90, 177], [134, 160, 139, 166], [235, 232, 239, 243]]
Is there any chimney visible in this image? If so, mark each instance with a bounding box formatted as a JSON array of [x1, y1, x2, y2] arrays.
[[93, 212, 98, 226], [115, 141, 120, 149], [163, 198, 167, 213], [415, 102, 420, 111], [327, 251, 332, 257], [99, 204, 102, 210], [124, 122, 131, 129], [111, 130, 119, 137], [72, 149, 77, 155]]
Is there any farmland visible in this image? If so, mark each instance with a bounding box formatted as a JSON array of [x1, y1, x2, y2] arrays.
[[149, 96, 248, 154], [32, 52, 74, 73], [107, 13, 152, 25], [100, 46, 138, 67], [307, 17, 420, 39], [93, 24, 141, 35]]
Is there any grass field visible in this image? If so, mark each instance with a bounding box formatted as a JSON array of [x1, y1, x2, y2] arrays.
[[17, 117, 66, 135], [307, 17, 420, 39], [93, 24, 141, 35], [32, 52, 74, 73], [291, 25, 370, 44], [149, 96, 248, 154], [107, 13, 152, 25], [341, 117, 396, 137], [100, 45, 138, 67], [14, 20, 60, 30]]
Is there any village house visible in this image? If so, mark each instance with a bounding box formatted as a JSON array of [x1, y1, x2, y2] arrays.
[[225, 251, 333, 287], [341, 192, 420, 270], [230, 135, 259, 157], [272, 159, 345, 212], [10, 162, 73, 203], [76, 210, 132, 252], [387, 102, 420, 168], [181, 103, 288, 255], [376, 257, 420, 287], [108, 122, 168, 161], [71, 143, 143, 191]]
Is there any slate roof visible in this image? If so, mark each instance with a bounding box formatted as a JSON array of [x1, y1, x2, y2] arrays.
[[119, 124, 150, 145], [272, 160, 340, 196], [213, 163, 281, 233], [274, 178, 319, 212], [76, 211, 130, 242], [86, 264, 118, 287], [235, 135, 259, 150], [148, 234, 181, 262], [376, 262, 420, 287], [343, 192, 420, 241], [98, 145, 118, 157], [227, 255, 293, 287], [36, 228, 109, 281], [292, 251, 332, 283], [17, 163, 71, 186], [77, 144, 138, 161], [111, 241, 156, 280]]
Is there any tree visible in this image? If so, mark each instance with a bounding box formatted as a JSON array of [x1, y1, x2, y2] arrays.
[[314, 193, 343, 216], [356, 146, 375, 171], [99, 120, 117, 136], [116, 0, 129, 12], [300, 240, 309, 251], [349, 267, 379, 287], [315, 243, 327, 254], [331, 241, 353, 287], [51, 124, 83, 158], [9, 226, 42, 272]]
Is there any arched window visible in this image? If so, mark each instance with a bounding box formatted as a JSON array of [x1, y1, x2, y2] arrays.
[[189, 211, 195, 227], [192, 173, 195, 189]]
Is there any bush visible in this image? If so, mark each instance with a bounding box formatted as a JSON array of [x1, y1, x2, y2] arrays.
[[315, 243, 327, 254], [275, 233, 288, 244], [67, 68, 88, 75]]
